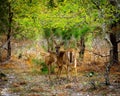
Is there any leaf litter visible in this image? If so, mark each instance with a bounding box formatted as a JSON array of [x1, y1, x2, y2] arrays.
[[0, 61, 120, 96]]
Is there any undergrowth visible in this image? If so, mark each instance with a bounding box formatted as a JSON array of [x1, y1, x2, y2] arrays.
[[32, 58, 48, 74]]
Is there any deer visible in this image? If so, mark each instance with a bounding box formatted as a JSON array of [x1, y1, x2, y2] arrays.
[[53, 40, 80, 80], [42, 39, 79, 80], [63, 48, 79, 80], [40, 50, 57, 79]]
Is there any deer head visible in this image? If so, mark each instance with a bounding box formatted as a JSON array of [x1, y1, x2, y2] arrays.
[[52, 39, 65, 56]]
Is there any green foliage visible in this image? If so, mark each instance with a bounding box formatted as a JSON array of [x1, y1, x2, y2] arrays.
[[85, 33, 93, 49], [41, 61, 56, 75], [32, 58, 49, 74], [0, 0, 9, 33], [40, 61, 48, 74], [32, 58, 41, 66], [31, 58, 42, 74], [43, 28, 52, 39], [2, 0, 119, 41], [11, 0, 42, 40], [72, 25, 90, 39]]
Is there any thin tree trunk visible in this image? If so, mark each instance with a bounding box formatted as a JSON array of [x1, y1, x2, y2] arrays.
[[7, 2, 13, 60], [79, 36, 85, 60], [105, 49, 113, 85], [105, 63, 111, 85]]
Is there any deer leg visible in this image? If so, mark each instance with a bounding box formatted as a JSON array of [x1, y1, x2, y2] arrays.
[[48, 64, 51, 79], [74, 67, 78, 81], [57, 66, 62, 79], [66, 65, 69, 80], [74, 59, 78, 81], [59, 66, 63, 78], [55, 64, 58, 78], [75, 67, 77, 77], [56, 66, 60, 79]]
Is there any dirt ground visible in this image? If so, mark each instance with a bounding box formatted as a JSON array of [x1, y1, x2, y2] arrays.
[[0, 59, 120, 96]]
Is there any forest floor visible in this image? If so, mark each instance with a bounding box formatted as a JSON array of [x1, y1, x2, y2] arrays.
[[0, 58, 120, 96]]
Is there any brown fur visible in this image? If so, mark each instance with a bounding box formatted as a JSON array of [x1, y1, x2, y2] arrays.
[[62, 48, 79, 79], [55, 46, 79, 79], [44, 51, 57, 79]]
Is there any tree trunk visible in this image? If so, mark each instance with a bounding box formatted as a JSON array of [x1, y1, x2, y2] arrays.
[[7, 2, 13, 60], [104, 62, 111, 85], [79, 36, 85, 60], [109, 0, 120, 65], [104, 32, 118, 85], [105, 49, 114, 85], [110, 33, 118, 64]]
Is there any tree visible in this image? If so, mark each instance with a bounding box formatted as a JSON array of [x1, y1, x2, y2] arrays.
[[1, 0, 119, 62], [0, 0, 12, 62], [91, 0, 120, 64], [109, 0, 120, 64], [7, 2, 13, 60], [36, 0, 119, 63]]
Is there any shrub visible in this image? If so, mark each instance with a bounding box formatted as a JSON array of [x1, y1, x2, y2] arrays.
[[32, 58, 48, 74]]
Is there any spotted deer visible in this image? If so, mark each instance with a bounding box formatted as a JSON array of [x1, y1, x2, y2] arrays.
[[42, 51, 57, 79], [54, 41, 79, 79], [63, 48, 79, 79]]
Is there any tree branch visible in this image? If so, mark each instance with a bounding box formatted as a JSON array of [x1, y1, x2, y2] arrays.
[[117, 39, 120, 43], [85, 49, 109, 57], [91, 0, 101, 10]]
